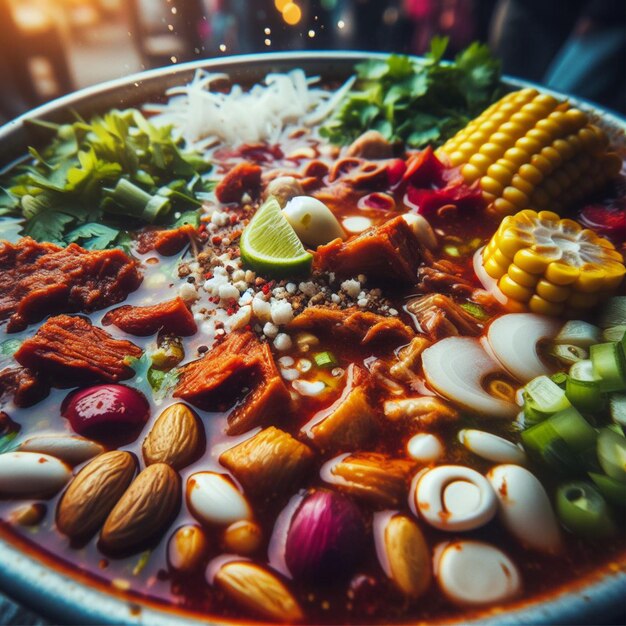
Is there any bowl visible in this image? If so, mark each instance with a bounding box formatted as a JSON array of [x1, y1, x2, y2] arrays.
[[0, 52, 624, 625]]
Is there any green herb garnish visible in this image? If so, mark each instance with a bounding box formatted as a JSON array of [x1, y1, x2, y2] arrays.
[[0, 109, 214, 248], [321, 37, 501, 149]]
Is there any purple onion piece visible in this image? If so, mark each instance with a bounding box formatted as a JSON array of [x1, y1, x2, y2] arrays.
[[284, 489, 366, 582], [61, 384, 149, 444]]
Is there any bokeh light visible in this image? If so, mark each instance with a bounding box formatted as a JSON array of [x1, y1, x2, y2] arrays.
[[282, 2, 302, 26], [274, 0, 290, 12]]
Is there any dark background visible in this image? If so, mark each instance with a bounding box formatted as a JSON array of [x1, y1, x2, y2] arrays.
[[1, 0, 625, 125]]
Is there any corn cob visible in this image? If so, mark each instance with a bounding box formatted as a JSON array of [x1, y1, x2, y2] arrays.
[[438, 89, 622, 217], [482, 209, 625, 317]]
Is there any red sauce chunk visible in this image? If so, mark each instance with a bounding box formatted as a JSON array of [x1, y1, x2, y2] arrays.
[[314, 216, 421, 283], [102, 297, 197, 337], [14, 314, 141, 384], [0, 237, 141, 332]]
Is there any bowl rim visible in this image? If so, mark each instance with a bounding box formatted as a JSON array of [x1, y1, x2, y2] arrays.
[[0, 51, 624, 626]]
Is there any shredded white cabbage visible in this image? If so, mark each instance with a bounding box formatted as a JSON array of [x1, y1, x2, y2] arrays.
[[148, 69, 355, 149]]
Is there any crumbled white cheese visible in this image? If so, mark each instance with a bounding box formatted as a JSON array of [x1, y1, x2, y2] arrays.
[[285, 282, 297, 294], [271, 300, 294, 325], [389, 308, 399, 316], [218, 283, 240, 302], [263, 322, 279, 339], [278, 356, 295, 367], [281, 368, 300, 381], [273, 333, 292, 351], [298, 281, 318, 297], [331, 294, 341, 304], [178, 282, 198, 302], [357, 298, 369, 308], [341, 279, 361, 298], [231, 269, 245, 282], [252, 297, 271, 322], [229, 305, 252, 330], [234, 280, 248, 293], [211, 211, 230, 226], [238, 290, 254, 306]]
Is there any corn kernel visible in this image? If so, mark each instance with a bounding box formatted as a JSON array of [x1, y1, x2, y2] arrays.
[[461, 163, 483, 183], [536, 279, 570, 302], [528, 295, 564, 316], [479, 142, 505, 161], [502, 186, 529, 208], [491, 197, 517, 216], [468, 153, 492, 173], [518, 163, 543, 185], [574, 267, 606, 293], [516, 136, 542, 155], [545, 262, 580, 285], [514, 248, 550, 274], [508, 263, 539, 287], [510, 174, 534, 197], [499, 275, 533, 301], [484, 256, 508, 279], [480, 176, 504, 197]]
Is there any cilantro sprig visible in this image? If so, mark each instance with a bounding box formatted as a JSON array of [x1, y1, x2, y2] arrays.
[[320, 37, 502, 149], [0, 109, 214, 248]]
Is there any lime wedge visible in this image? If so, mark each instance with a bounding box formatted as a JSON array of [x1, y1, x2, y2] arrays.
[[240, 196, 313, 277]]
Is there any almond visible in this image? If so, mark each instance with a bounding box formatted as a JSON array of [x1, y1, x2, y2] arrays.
[[378, 513, 431, 598], [142, 403, 203, 470], [56, 451, 136, 539], [213, 561, 303, 623], [167, 524, 209, 573], [100, 463, 181, 555]]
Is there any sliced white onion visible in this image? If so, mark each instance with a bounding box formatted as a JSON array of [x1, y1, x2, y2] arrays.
[[486, 313, 560, 382], [435, 540, 522, 607], [487, 464, 562, 554], [412, 465, 497, 531], [458, 429, 527, 465], [421, 337, 518, 419]]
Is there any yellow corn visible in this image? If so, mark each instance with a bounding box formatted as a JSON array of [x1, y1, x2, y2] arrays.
[[481, 209, 625, 316], [438, 90, 622, 217]]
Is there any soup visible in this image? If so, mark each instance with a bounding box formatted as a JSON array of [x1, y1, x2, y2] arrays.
[[0, 48, 625, 624]]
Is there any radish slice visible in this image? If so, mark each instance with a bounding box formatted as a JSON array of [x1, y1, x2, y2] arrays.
[[486, 313, 560, 383], [421, 337, 518, 419]]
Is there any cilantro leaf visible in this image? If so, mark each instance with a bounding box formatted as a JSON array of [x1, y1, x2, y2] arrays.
[[0, 108, 213, 249], [321, 38, 501, 149]]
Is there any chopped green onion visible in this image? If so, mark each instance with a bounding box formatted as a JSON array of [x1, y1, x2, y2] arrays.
[[590, 342, 626, 392], [549, 343, 588, 366], [598, 296, 626, 328], [550, 372, 568, 388], [566, 377, 606, 414], [602, 325, 626, 343], [555, 320, 601, 348], [555, 481, 616, 539], [522, 406, 597, 474], [597, 427, 626, 483], [460, 302, 490, 321], [589, 472, 626, 508], [610, 393, 626, 428], [569, 359, 598, 382], [106, 178, 170, 223], [313, 351, 338, 369], [526, 376, 571, 414]]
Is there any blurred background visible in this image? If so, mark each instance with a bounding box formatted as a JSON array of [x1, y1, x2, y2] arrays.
[[0, 0, 624, 125]]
